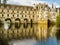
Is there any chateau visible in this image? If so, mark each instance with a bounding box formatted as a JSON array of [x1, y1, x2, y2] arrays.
[[0, 3, 58, 41], [0, 3, 57, 24]]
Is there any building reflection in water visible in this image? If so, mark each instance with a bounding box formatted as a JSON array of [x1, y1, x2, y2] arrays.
[[0, 21, 58, 45], [0, 21, 57, 41], [8, 25, 57, 45], [35, 25, 57, 45]]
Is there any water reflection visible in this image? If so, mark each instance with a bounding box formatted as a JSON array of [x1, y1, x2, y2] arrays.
[[56, 29, 60, 40], [0, 22, 58, 45], [15, 18, 20, 29], [35, 36, 57, 45], [9, 25, 57, 45], [4, 21, 11, 30], [55, 27, 60, 45]]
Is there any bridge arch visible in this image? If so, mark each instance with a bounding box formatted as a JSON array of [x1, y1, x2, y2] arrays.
[[15, 18, 21, 28], [0, 19, 2, 27], [24, 18, 28, 23], [48, 19, 51, 27], [24, 18, 28, 28], [30, 19, 33, 27], [5, 18, 11, 22], [15, 18, 21, 22], [4, 18, 11, 30]]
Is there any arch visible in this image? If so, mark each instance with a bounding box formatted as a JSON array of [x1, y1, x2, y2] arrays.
[[5, 18, 11, 22], [24, 18, 28, 28], [15, 18, 21, 28], [30, 19, 33, 27], [31, 19, 33, 24], [0, 19, 2, 27], [24, 18, 28, 23], [4, 18, 11, 30], [15, 18, 20, 22], [48, 19, 51, 27]]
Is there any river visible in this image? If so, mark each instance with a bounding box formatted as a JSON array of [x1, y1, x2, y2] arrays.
[[0, 23, 60, 45]]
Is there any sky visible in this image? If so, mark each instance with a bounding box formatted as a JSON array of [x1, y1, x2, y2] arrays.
[[2, 0, 60, 8]]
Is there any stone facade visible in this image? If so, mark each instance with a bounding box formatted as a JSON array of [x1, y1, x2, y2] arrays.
[[0, 3, 57, 24]]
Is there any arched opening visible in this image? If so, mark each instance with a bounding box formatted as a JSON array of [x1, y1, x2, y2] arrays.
[[4, 18, 11, 30], [0, 19, 2, 27], [15, 18, 20, 29], [30, 19, 33, 27], [5, 18, 11, 22], [48, 19, 51, 27], [24, 18, 28, 28]]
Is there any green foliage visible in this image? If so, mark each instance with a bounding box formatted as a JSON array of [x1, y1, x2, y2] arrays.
[[56, 15, 60, 27], [0, 0, 8, 4]]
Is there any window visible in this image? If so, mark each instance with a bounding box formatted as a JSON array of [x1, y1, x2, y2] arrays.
[[33, 15, 34, 18], [2, 14, 4, 17], [7, 14, 9, 17], [23, 11, 25, 13], [4, 9, 7, 13], [13, 15, 14, 17], [6, 6, 10, 9], [20, 7, 23, 10], [22, 15, 23, 17], [14, 10, 17, 13], [9, 9, 12, 13], [28, 8, 31, 10]]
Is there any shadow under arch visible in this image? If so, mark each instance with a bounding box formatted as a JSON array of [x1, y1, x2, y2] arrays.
[[24, 18, 28, 28], [30, 19, 33, 27], [15, 18, 21, 29], [48, 19, 51, 28], [0, 19, 2, 27]]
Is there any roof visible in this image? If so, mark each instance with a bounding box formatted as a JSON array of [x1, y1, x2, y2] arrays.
[[0, 3, 34, 8]]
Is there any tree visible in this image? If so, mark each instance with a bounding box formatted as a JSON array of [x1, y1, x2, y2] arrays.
[[0, 0, 1, 4], [3, 0, 7, 4], [56, 15, 60, 27]]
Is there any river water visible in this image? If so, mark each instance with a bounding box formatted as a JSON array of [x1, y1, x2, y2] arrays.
[[0, 23, 60, 45]]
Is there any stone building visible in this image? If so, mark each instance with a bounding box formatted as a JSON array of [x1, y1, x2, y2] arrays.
[[0, 3, 57, 24], [0, 3, 58, 41]]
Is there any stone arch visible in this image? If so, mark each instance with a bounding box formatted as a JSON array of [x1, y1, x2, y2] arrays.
[[24, 18, 28, 23], [48, 19, 51, 27], [0, 19, 2, 27], [15, 18, 21, 28], [24, 18, 28, 28], [15, 18, 21, 22], [31, 19, 33, 24], [30, 19, 33, 27], [4, 18, 11, 29], [5, 18, 11, 22]]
